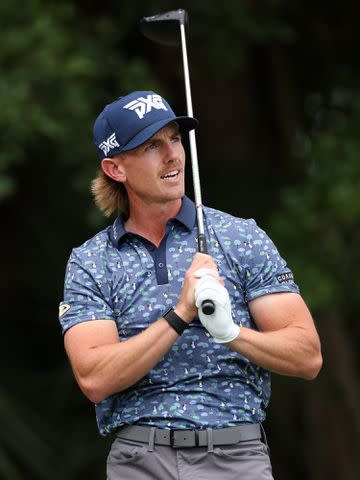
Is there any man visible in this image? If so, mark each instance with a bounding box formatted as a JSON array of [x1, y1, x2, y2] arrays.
[[59, 90, 322, 480]]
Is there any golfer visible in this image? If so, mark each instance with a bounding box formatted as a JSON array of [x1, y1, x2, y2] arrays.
[[59, 90, 322, 480]]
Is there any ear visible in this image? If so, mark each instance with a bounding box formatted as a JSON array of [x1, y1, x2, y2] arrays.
[[101, 157, 126, 183]]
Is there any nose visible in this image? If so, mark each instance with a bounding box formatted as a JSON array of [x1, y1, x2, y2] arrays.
[[163, 138, 180, 162]]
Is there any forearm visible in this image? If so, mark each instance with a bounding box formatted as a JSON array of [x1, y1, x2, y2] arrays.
[[66, 253, 216, 404], [228, 325, 322, 380], [72, 317, 179, 403]]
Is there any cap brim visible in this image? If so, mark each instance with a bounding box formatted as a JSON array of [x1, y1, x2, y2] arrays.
[[122, 115, 198, 152]]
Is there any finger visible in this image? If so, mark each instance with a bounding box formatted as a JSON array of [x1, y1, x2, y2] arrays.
[[195, 276, 225, 292], [195, 282, 228, 307], [192, 253, 218, 268], [193, 268, 218, 279]]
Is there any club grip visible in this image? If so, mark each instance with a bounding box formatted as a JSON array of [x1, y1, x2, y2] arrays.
[[197, 234, 216, 315], [197, 233, 207, 254], [201, 299, 215, 315]]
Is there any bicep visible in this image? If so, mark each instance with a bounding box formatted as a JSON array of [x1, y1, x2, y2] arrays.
[[64, 319, 120, 368], [248, 292, 317, 334]]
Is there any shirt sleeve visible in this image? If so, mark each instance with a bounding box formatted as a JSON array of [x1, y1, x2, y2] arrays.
[[59, 250, 116, 335], [243, 219, 300, 302]]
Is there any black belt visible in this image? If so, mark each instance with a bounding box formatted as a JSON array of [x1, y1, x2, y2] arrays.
[[116, 423, 262, 449]]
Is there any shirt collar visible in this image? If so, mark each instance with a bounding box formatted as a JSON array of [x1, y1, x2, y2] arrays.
[[109, 195, 196, 247]]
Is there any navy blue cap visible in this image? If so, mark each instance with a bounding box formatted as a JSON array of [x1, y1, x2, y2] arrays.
[[93, 91, 198, 159]]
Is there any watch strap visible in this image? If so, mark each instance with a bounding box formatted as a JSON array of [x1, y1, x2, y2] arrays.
[[163, 307, 188, 335]]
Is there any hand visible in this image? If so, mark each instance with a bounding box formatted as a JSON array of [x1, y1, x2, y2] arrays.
[[194, 272, 240, 343], [175, 253, 219, 324]]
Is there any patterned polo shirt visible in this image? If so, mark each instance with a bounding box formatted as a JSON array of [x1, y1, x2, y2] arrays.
[[59, 196, 299, 436]]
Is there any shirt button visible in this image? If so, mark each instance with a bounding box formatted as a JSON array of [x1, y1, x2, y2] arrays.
[[158, 262, 164, 268]]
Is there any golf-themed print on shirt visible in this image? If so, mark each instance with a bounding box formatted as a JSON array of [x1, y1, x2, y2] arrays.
[[59, 196, 299, 435]]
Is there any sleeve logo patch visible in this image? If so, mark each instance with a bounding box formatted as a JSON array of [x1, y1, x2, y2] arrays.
[[276, 272, 294, 283], [59, 303, 71, 318]]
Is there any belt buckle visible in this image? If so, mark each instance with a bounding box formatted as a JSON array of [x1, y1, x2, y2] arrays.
[[170, 429, 197, 448]]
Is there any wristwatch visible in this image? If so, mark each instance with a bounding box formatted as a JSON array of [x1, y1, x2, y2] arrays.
[[163, 307, 189, 335]]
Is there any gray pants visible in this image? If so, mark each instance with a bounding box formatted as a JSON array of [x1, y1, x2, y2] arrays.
[[106, 433, 274, 480]]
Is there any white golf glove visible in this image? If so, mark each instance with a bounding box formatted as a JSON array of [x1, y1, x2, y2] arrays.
[[194, 269, 240, 343]]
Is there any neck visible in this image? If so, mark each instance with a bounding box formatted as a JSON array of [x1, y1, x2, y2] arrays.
[[125, 197, 183, 246]]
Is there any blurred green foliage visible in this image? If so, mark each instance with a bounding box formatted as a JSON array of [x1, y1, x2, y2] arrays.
[[272, 89, 360, 313], [1, 0, 359, 479]]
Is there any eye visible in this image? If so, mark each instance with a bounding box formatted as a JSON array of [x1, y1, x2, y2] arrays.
[[171, 134, 181, 143], [145, 141, 157, 151]]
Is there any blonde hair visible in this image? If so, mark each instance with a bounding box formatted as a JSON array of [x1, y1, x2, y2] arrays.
[[91, 169, 129, 218]]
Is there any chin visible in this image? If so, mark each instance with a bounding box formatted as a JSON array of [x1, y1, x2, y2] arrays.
[[171, 187, 185, 201], [163, 183, 184, 198]]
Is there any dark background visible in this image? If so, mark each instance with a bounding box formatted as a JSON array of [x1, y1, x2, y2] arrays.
[[1, 1, 359, 478]]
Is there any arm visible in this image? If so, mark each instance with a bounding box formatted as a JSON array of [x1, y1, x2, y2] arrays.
[[64, 317, 179, 403], [64, 252, 217, 403], [227, 292, 323, 380]]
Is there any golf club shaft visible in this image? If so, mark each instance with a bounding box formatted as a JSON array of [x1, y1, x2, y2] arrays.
[[179, 23, 215, 316], [179, 24, 207, 254], [140, 10, 215, 314]]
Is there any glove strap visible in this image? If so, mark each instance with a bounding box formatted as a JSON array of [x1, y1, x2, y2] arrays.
[[163, 307, 188, 335]]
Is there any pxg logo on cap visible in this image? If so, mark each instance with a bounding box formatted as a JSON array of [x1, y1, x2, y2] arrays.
[[93, 90, 198, 160], [98, 133, 120, 156], [123, 94, 168, 119]]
